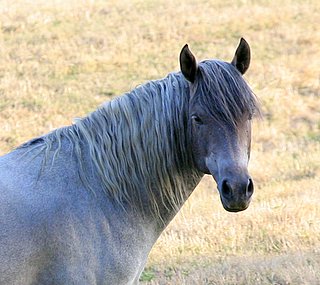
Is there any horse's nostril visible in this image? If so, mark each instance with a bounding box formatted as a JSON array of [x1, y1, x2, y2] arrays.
[[221, 179, 232, 199], [247, 178, 254, 197]]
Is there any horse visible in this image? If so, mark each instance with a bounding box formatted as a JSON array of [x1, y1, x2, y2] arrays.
[[0, 38, 260, 284]]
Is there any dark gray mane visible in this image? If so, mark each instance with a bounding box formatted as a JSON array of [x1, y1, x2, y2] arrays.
[[195, 60, 261, 125]]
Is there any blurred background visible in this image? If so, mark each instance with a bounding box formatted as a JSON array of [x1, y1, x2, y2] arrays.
[[0, 0, 319, 284]]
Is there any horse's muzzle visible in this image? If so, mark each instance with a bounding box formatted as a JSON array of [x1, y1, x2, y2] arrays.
[[218, 177, 254, 212]]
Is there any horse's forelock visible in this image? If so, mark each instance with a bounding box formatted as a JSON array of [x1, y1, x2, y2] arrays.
[[195, 60, 261, 125]]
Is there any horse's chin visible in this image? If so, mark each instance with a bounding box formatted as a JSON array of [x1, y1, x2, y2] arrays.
[[220, 197, 251, 213], [221, 203, 249, 212]]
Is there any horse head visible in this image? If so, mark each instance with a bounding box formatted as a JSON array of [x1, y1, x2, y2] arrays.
[[181, 38, 259, 212]]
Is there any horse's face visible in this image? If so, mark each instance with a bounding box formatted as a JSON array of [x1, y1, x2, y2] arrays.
[[189, 102, 253, 212], [180, 38, 257, 212]]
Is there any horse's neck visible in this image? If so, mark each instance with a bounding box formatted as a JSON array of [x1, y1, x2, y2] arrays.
[[153, 172, 203, 231], [123, 76, 202, 226], [121, 79, 203, 245], [59, 73, 202, 229]]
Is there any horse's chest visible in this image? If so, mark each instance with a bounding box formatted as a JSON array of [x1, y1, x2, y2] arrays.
[[54, 205, 155, 285], [97, 217, 155, 284]]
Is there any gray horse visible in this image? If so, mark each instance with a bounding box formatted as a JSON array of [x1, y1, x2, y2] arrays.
[[0, 38, 260, 284]]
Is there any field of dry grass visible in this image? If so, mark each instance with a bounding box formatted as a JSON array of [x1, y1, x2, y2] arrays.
[[0, 0, 319, 284]]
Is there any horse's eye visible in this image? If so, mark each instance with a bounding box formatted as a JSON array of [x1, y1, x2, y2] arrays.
[[191, 115, 203, 125]]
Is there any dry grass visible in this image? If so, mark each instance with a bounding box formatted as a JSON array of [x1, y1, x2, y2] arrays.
[[0, 0, 319, 284]]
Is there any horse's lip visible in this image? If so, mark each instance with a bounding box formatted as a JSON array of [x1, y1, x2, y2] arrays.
[[222, 204, 249, 212], [220, 197, 250, 212]]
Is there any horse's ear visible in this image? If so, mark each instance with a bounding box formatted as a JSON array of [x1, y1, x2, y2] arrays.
[[180, 44, 198, 83], [231, 38, 251, 75]]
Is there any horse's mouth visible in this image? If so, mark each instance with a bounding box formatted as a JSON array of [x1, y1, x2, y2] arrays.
[[220, 196, 251, 212], [218, 186, 252, 212], [221, 202, 249, 212]]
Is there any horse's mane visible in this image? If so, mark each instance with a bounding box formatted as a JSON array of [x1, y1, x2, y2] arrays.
[[18, 60, 260, 218], [70, 72, 200, 216], [22, 72, 200, 218]]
